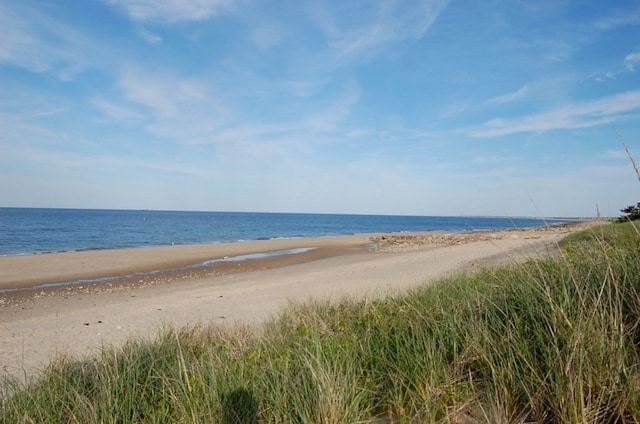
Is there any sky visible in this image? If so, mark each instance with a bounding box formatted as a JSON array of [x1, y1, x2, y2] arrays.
[[1, 0, 640, 218]]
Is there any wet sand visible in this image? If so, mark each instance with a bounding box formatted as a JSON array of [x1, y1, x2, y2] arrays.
[[0, 224, 592, 381]]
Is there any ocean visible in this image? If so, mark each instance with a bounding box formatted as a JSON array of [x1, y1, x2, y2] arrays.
[[0, 208, 572, 256]]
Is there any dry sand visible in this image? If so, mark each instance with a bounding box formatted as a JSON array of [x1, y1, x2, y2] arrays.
[[0, 224, 592, 381]]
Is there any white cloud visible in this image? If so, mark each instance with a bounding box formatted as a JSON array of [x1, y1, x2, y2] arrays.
[[346, 129, 370, 138], [90, 69, 231, 144], [118, 70, 211, 118], [280, 79, 324, 97], [91, 97, 146, 123], [304, 84, 361, 132], [601, 71, 618, 81], [331, 23, 390, 61], [592, 51, 640, 81], [472, 155, 516, 165], [106, 0, 234, 23], [412, 0, 451, 38], [250, 24, 284, 49], [1, 140, 207, 178], [212, 124, 287, 145], [603, 149, 628, 160], [438, 101, 471, 119], [312, 0, 449, 64], [484, 85, 529, 105], [594, 13, 640, 30], [0, 3, 47, 71], [0, 2, 102, 79], [466, 90, 640, 137], [136, 28, 163, 44], [625, 51, 640, 71]]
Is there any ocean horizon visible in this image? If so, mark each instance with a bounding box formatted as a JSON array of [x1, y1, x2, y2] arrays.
[[0, 207, 580, 257]]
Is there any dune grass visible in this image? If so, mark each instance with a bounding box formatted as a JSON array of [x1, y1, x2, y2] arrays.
[[2, 222, 639, 423]]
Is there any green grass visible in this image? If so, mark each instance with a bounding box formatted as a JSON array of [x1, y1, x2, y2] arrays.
[[2, 222, 640, 423]]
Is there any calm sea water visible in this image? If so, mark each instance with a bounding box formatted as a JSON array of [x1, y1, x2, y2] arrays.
[[0, 208, 572, 256]]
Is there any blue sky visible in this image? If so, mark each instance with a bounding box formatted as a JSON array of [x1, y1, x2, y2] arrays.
[[1, 0, 640, 217]]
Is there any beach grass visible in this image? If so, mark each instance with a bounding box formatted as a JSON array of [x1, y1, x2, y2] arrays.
[[2, 221, 640, 423]]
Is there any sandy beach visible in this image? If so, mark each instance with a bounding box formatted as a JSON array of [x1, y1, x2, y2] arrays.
[[0, 224, 591, 381]]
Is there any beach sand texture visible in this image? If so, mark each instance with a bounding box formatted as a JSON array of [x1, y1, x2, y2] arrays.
[[0, 225, 588, 381]]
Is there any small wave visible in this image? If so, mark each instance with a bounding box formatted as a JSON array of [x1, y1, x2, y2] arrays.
[[254, 236, 303, 241], [201, 248, 315, 266]]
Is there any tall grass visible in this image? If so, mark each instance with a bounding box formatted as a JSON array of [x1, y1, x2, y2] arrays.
[[2, 222, 639, 423]]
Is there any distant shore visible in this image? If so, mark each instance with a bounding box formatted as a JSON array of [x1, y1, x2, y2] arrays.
[[0, 223, 595, 381]]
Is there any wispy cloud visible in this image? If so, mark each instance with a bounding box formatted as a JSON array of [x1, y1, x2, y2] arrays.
[[625, 52, 640, 71], [250, 23, 285, 49], [438, 100, 471, 119], [91, 97, 146, 124], [0, 2, 94, 78], [0, 3, 45, 71], [311, 0, 449, 64], [330, 23, 391, 62], [136, 28, 163, 44], [411, 0, 451, 37], [2, 141, 207, 178], [602, 149, 629, 160], [304, 84, 361, 132], [593, 51, 640, 81], [105, 0, 234, 23], [279, 79, 325, 98], [466, 90, 640, 137], [472, 155, 517, 165], [118, 69, 212, 119], [594, 13, 640, 30], [90, 69, 231, 144], [484, 85, 530, 105]]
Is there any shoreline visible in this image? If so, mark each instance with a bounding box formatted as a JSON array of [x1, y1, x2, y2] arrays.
[[0, 247, 319, 294], [0, 221, 592, 298], [0, 222, 590, 294], [0, 237, 312, 258], [0, 223, 595, 381], [0, 234, 374, 294]]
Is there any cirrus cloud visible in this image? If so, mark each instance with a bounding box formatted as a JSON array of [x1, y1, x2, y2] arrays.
[[466, 90, 640, 138], [105, 0, 234, 23]]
